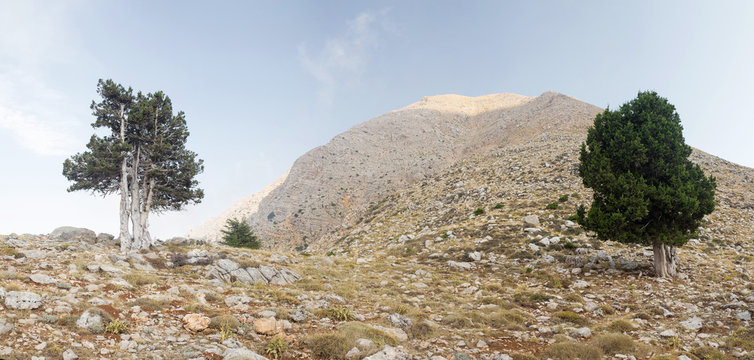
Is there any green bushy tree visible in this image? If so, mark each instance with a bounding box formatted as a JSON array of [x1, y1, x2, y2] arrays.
[[221, 218, 261, 249], [63, 79, 204, 251], [577, 91, 716, 277]]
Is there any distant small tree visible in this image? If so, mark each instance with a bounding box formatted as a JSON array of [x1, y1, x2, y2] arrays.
[[221, 218, 260, 249], [577, 91, 716, 278]]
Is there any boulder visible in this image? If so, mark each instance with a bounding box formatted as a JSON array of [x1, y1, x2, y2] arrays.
[[5, 291, 42, 310], [49, 227, 97, 244], [363, 346, 411, 360], [29, 274, 57, 285], [222, 347, 267, 360], [96, 233, 116, 245], [76, 309, 105, 332], [0, 318, 14, 334], [522, 215, 540, 227], [680, 317, 703, 331], [182, 313, 211, 332]]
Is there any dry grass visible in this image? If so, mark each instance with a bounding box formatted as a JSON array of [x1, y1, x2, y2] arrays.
[[128, 298, 171, 311], [605, 319, 635, 333], [209, 314, 241, 331], [541, 341, 603, 360], [305, 322, 396, 360], [589, 333, 635, 355], [123, 272, 159, 287]]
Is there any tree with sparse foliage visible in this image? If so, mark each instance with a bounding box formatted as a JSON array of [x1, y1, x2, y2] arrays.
[[221, 218, 260, 249], [63, 79, 204, 252], [577, 91, 716, 278]]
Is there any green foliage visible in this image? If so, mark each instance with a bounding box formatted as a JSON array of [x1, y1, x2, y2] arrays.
[[563, 241, 576, 249], [63, 79, 204, 244], [493, 203, 504, 209], [324, 306, 354, 321], [221, 218, 260, 249], [104, 319, 129, 334], [473, 208, 485, 215], [577, 91, 716, 248], [546, 202, 559, 209], [559, 194, 569, 202], [264, 335, 288, 359]]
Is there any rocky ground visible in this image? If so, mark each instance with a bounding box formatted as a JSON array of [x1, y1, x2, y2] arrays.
[[3, 135, 754, 360]]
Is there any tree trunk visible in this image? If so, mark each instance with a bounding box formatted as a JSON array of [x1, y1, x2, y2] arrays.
[[118, 103, 132, 252], [653, 242, 678, 278], [129, 147, 142, 251], [118, 158, 131, 252]]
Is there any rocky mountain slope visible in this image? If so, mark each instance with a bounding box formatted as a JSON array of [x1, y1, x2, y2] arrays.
[[2, 91, 754, 359], [188, 171, 290, 243], [189, 92, 602, 250]]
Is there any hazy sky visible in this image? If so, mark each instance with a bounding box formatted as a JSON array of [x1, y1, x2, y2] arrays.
[[1, 1, 752, 238]]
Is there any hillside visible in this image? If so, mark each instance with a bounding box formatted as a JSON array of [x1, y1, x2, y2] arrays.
[[2, 91, 753, 359], [190, 92, 602, 250]]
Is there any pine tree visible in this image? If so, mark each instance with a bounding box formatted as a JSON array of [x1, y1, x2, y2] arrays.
[[577, 91, 716, 278], [221, 218, 261, 249], [63, 79, 204, 251]]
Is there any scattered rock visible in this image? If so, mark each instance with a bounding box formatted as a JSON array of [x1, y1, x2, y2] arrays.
[[222, 347, 267, 360], [362, 345, 411, 360], [4, 291, 42, 310], [522, 215, 540, 227], [62, 349, 79, 360], [29, 274, 57, 285], [182, 313, 211, 332], [680, 317, 703, 331], [76, 309, 105, 332], [49, 226, 97, 244], [572, 327, 592, 338]]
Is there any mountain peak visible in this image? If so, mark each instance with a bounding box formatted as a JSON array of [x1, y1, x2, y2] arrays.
[[398, 93, 534, 116]]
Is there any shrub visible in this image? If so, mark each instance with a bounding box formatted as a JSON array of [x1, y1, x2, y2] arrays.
[[123, 272, 159, 286], [104, 319, 129, 334], [554, 311, 585, 324], [589, 333, 635, 355], [305, 322, 396, 360], [541, 342, 603, 360], [441, 314, 473, 328], [563, 241, 577, 249], [264, 335, 288, 359], [323, 306, 354, 321], [221, 218, 260, 249], [209, 315, 241, 331], [559, 194, 569, 202], [606, 319, 635, 333], [546, 202, 559, 209], [493, 203, 504, 209], [473, 208, 485, 215], [690, 346, 729, 360]]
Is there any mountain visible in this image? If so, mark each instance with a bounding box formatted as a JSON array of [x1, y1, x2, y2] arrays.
[[189, 92, 603, 250], [3, 91, 754, 359]]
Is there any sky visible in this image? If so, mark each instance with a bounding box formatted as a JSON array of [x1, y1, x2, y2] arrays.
[[1, 1, 753, 238]]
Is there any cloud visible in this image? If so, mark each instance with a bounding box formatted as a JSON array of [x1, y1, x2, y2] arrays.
[[299, 9, 393, 105]]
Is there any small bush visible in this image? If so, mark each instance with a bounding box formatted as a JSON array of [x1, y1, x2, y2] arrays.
[[0, 245, 19, 257], [589, 333, 635, 355], [493, 203, 504, 209], [546, 202, 559, 209], [209, 315, 241, 331], [408, 320, 436, 339], [542, 342, 603, 360], [104, 319, 129, 334], [123, 272, 159, 286], [563, 241, 577, 249], [323, 306, 354, 321], [441, 314, 473, 328], [689, 346, 729, 360], [473, 208, 485, 215], [264, 335, 288, 359], [305, 322, 396, 360], [554, 311, 585, 324], [606, 319, 635, 333], [559, 195, 569, 202], [221, 218, 260, 249]]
